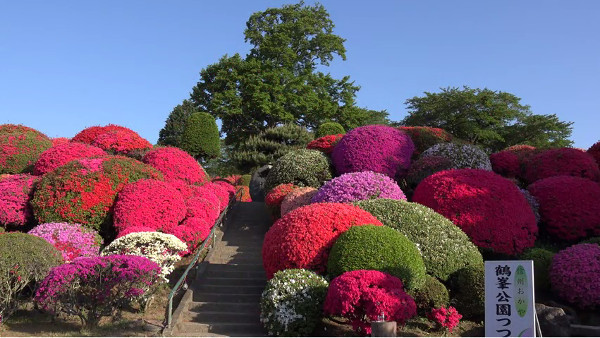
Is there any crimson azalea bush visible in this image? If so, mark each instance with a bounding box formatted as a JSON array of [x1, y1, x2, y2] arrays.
[[51, 137, 70, 147], [31, 156, 163, 235], [166, 179, 195, 200], [262, 203, 383, 279], [312, 171, 406, 203], [323, 270, 417, 335], [0, 174, 39, 228], [265, 183, 299, 219], [522, 148, 600, 184], [490, 150, 521, 178], [142, 146, 207, 185], [193, 183, 231, 213], [588, 141, 600, 167], [397, 126, 453, 157], [33, 142, 106, 176], [162, 217, 212, 252], [280, 187, 317, 216], [113, 179, 186, 236], [0, 124, 53, 174], [413, 169, 537, 255], [34, 255, 161, 329], [306, 134, 344, 154], [332, 125, 414, 179], [186, 194, 220, 223], [71, 125, 130, 144], [549, 244, 600, 308], [527, 176, 600, 242], [28, 222, 102, 262], [91, 128, 152, 154], [428, 306, 462, 333]]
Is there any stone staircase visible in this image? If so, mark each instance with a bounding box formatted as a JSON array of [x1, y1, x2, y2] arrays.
[[168, 202, 271, 337]]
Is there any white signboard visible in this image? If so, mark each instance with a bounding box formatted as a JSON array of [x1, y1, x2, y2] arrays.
[[485, 260, 536, 337]]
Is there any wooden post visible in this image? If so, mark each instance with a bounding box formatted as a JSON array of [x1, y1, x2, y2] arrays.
[[371, 321, 397, 337]]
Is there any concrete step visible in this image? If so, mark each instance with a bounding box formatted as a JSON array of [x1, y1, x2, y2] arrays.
[[205, 263, 264, 273], [213, 256, 264, 265], [202, 269, 266, 279], [199, 276, 266, 287], [176, 322, 266, 337], [188, 301, 261, 314], [193, 292, 261, 303], [196, 284, 264, 295], [183, 310, 259, 323]]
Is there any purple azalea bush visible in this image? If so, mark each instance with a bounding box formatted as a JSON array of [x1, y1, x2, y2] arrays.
[[549, 244, 600, 308], [331, 125, 414, 179], [312, 171, 407, 203], [28, 223, 102, 262]]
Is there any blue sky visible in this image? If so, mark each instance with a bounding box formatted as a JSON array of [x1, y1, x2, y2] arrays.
[[1, 0, 598, 148]]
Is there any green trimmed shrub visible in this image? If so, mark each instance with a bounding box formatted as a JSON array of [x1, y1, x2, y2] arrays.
[[0, 124, 53, 174], [521, 248, 555, 292], [240, 174, 252, 186], [355, 199, 483, 281], [260, 269, 329, 336], [0, 232, 63, 320], [448, 266, 485, 320], [409, 275, 450, 315], [316, 122, 345, 138], [180, 112, 220, 161], [264, 149, 334, 193], [327, 225, 426, 290]]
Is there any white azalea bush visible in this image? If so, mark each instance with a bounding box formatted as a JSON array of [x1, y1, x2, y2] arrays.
[[101, 231, 187, 281], [421, 143, 492, 170], [260, 269, 329, 336]]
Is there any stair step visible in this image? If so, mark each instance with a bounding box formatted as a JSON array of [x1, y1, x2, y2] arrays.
[[199, 277, 266, 287], [177, 322, 266, 336], [204, 263, 265, 273], [188, 301, 261, 313], [193, 292, 261, 303], [183, 310, 259, 323], [196, 284, 264, 295], [202, 269, 266, 279]]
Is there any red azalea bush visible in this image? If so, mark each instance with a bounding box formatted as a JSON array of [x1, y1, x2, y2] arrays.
[[193, 183, 231, 213], [223, 175, 242, 185], [262, 203, 383, 278], [522, 148, 600, 184], [265, 183, 299, 208], [186, 195, 220, 224], [33, 142, 106, 175], [212, 180, 236, 198], [0, 174, 39, 227], [306, 134, 344, 154], [0, 124, 53, 174], [490, 150, 521, 178], [113, 179, 186, 235], [142, 147, 207, 185], [428, 306, 462, 333], [162, 217, 212, 252], [71, 124, 131, 145], [323, 270, 417, 335], [91, 129, 152, 154], [31, 156, 163, 234], [165, 179, 195, 200], [235, 185, 252, 202], [413, 169, 537, 255], [527, 176, 600, 242], [397, 126, 453, 157], [332, 125, 415, 179], [588, 141, 600, 167], [51, 137, 70, 147], [549, 244, 600, 308]]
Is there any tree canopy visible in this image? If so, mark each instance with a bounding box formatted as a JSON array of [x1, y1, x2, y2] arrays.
[[180, 112, 220, 163], [157, 99, 196, 147], [400, 86, 573, 152]]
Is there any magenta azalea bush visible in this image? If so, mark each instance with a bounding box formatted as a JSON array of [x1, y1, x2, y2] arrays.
[[549, 244, 600, 308], [312, 171, 406, 203], [331, 125, 414, 179], [0, 174, 39, 227], [28, 223, 102, 262], [34, 255, 161, 328]]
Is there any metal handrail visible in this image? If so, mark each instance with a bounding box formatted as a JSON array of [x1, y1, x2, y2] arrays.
[[166, 187, 243, 328]]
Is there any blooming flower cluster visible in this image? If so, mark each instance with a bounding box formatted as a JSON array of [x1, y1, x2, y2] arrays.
[[0, 174, 39, 227], [28, 222, 102, 262], [427, 306, 462, 333], [413, 169, 537, 255], [265, 183, 298, 208], [235, 185, 252, 202], [332, 125, 414, 179], [490, 150, 521, 178], [101, 232, 187, 280], [185, 194, 220, 223], [50, 137, 70, 147], [142, 146, 207, 185], [312, 171, 406, 203], [0, 124, 53, 174], [33, 142, 106, 175], [91, 129, 152, 154], [397, 126, 453, 157], [163, 217, 212, 253], [522, 147, 600, 184], [306, 134, 344, 154], [71, 124, 130, 144], [528, 176, 600, 241], [421, 143, 492, 171], [588, 141, 600, 167], [194, 182, 233, 213], [323, 270, 417, 335], [260, 269, 329, 336], [280, 187, 317, 216], [262, 203, 382, 278], [549, 244, 600, 308]]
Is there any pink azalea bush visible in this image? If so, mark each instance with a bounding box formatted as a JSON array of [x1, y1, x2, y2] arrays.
[[428, 306, 462, 333], [549, 244, 600, 308], [186, 195, 220, 224], [311, 171, 406, 203], [33, 142, 106, 176], [28, 223, 102, 262], [162, 217, 212, 253], [323, 270, 417, 335], [0, 174, 39, 227], [142, 146, 207, 185], [90, 129, 152, 155]]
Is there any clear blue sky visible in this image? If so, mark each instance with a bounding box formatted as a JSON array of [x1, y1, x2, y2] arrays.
[[1, 0, 598, 148]]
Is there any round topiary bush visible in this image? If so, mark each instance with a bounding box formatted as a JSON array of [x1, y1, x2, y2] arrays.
[[413, 169, 537, 255], [265, 184, 298, 209], [588, 141, 600, 167], [162, 216, 212, 253], [51, 137, 70, 147], [280, 187, 317, 217], [113, 179, 186, 236], [0, 232, 63, 320], [332, 125, 414, 179], [33, 142, 107, 176], [490, 150, 521, 178], [312, 171, 406, 204], [186, 194, 220, 224], [409, 275, 450, 315], [528, 176, 600, 242], [0, 173, 39, 228], [448, 266, 485, 319], [31, 156, 163, 235], [355, 199, 483, 281], [397, 126, 453, 157], [316, 122, 345, 138], [71, 124, 131, 144], [523, 148, 600, 184], [402, 156, 453, 197], [260, 269, 329, 336], [0, 124, 53, 174], [193, 182, 231, 213], [28, 222, 102, 263], [90, 128, 153, 155], [549, 244, 600, 308], [262, 203, 383, 279], [323, 270, 417, 335], [520, 248, 554, 292], [180, 112, 220, 161], [264, 149, 334, 194], [142, 146, 207, 185], [327, 225, 426, 290], [306, 134, 344, 154], [421, 143, 492, 170]]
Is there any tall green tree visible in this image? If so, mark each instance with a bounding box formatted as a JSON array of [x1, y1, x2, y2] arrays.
[[180, 112, 221, 163], [401, 86, 573, 152], [157, 99, 197, 147]]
